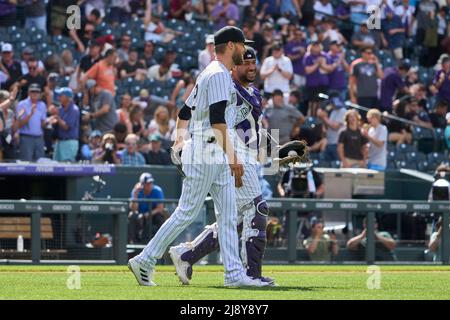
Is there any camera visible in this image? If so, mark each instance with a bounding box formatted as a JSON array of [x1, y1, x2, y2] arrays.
[[284, 163, 313, 198], [105, 142, 114, 151], [324, 225, 348, 236]]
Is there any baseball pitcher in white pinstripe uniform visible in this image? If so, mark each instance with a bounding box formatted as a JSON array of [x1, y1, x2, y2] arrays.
[[128, 27, 269, 287], [168, 47, 277, 286]]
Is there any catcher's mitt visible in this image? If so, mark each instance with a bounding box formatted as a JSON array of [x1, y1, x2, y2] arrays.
[[275, 140, 310, 166]]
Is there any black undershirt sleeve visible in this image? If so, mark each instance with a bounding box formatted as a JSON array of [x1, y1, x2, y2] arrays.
[[209, 100, 227, 125], [178, 104, 192, 120]]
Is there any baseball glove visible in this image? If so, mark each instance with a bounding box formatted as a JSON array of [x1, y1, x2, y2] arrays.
[[275, 140, 310, 166]]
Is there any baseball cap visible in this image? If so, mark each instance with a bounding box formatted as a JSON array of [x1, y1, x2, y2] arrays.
[[139, 172, 154, 184], [206, 34, 215, 44], [272, 42, 283, 50], [56, 87, 74, 98], [48, 72, 59, 80], [28, 83, 41, 92], [243, 46, 256, 60], [214, 26, 254, 46], [2, 43, 13, 53], [23, 46, 34, 54], [149, 134, 161, 142], [89, 130, 102, 138], [399, 59, 411, 71], [310, 216, 324, 227]]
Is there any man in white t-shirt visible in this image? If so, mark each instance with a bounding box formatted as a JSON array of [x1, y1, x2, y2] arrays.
[[198, 35, 216, 72], [362, 108, 388, 170], [260, 42, 293, 97]]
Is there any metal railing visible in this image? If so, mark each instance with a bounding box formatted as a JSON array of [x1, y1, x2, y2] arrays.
[[0, 198, 448, 265]]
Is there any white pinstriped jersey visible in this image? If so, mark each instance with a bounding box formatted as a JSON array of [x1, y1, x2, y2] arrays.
[[185, 61, 237, 138]]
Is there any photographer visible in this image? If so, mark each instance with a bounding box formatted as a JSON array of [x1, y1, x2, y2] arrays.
[[92, 133, 122, 164], [346, 217, 397, 261], [129, 173, 167, 243], [303, 217, 339, 262]]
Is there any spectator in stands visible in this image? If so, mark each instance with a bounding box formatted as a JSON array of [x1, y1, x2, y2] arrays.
[[113, 122, 128, 151], [361, 108, 388, 171], [145, 133, 171, 165], [405, 97, 433, 130], [284, 25, 308, 89], [129, 105, 146, 137], [81, 49, 117, 97], [43, 73, 60, 112], [303, 217, 339, 262], [147, 57, 174, 82], [23, 0, 47, 34], [170, 72, 195, 117], [129, 172, 166, 243], [242, 20, 266, 62], [198, 35, 216, 72], [386, 99, 413, 146], [211, 0, 239, 30], [109, 0, 132, 26], [80, 129, 102, 161], [119, 48, 147, 81], [120, 133, 146, 166], [0, 86, 18, 161], [347, 217, 397, 261], [76, 41, 102, 83], [313, 0, 334, 23], [326, 41, 350, 103], [381, 7, 406, 61], [0, 43, 22, 91], [379, 60, 410, 113], [93, 133, 122, 164], [260, 42, 293, 97], [117, 93, 134, 130], [0, 0, 17, 27], [264, 89, 304, 145], [349, 48, 383, 111], [338, 109, 369, 168], [147, 105, 175, 148], [60, 49, 77, 86], [117, 34, 132, 63], [431, 56, 450, 105], [144, 8, 179, 44], [415, 0, 440, 67], [140, 41, 157, 69], [69, 9, 102, 52], [52, 88, 80, 162], [303, 41, 330, 114], [169, 0, 193, 20], [395, 0, 415, 37], [318, 96, 347, 161], [18, 58, 47, 100], [20, 47, 45, 75], [320, 19, 348, 51], [83, 80, 118, 134], [429, 100, 449, 129], [15, 83, 48, 162], [351, 23, 380, 51]]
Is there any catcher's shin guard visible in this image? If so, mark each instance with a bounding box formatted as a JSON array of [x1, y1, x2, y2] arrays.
[[240, 195, 269, 279], [180, 224, 220, 265]]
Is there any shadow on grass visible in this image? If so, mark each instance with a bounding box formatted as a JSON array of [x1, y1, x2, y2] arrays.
[[205, 285, 332, 292]]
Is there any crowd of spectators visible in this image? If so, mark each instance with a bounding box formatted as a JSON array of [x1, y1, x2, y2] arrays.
[[0, 0, 449, 173]]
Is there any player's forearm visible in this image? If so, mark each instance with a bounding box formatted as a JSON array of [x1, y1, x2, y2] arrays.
[[212, 123, 238, 164], [174, 118, 189, 143], [307, 238, 320, 254]]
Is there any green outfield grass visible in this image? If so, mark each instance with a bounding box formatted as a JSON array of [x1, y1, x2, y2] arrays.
[[0, 265, 449, 300]]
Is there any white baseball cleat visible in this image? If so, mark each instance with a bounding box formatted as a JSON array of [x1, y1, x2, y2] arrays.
[[224, 275, 270, 287], [169, 244, 192, 285], [128, 256, 157, 286]]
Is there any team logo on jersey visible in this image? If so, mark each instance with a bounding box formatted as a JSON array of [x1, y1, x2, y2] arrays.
[[235, 103, 252, 125]]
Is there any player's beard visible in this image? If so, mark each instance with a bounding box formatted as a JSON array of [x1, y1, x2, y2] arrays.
[[232, 49, 244, 65]]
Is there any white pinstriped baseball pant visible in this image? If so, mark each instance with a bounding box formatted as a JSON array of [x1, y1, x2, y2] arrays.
[[137, 139, 246, 284]]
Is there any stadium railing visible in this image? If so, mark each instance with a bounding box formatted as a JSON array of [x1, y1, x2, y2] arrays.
[[0, 198, 448, 265]]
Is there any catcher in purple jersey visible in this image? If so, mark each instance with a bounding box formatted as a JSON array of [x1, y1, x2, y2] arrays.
[[169, 47, 308, 286]]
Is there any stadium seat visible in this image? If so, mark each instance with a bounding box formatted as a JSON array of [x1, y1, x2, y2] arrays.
[[396, 143, 417, 154], [417, 160, 433, 173], [395, 160, 417, 170], [388, 151, 406, 162], [406, 152, 427, 162], [427, 152, 447, 164], [330, 160, 341, 168], [412, 127, 434, 140]]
